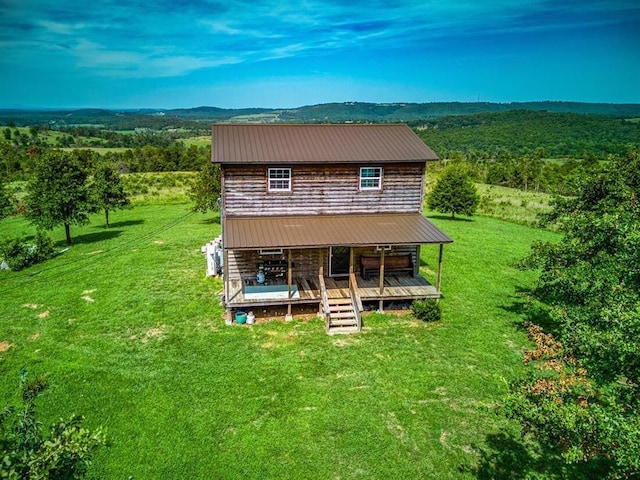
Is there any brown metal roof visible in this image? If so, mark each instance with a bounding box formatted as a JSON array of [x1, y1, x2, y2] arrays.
[[212, 124, 438, 164], [223, 213, 453, 250]]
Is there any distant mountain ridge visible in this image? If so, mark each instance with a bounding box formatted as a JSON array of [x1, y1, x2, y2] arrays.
[[1, 101, 639, 128]]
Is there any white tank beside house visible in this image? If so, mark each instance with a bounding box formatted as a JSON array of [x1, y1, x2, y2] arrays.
[[203, 236, 223, 277]]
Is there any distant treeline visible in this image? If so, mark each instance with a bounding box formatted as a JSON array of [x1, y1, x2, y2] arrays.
[[412, 110, 640, 195], [1, 109, 639, 197], [2, 101, 640, 128], [0, 141, 210, 180], [5, 124, 207, 148], [413, 110, 640, 158]]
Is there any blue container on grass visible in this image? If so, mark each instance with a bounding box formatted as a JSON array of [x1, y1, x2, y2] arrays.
[[234, 311, 247, 324]]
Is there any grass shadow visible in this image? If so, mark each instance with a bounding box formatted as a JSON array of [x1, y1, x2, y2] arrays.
[[499, 285, 561, 336], [426, 214, 474, 222], [95, 219, 145, 229], [468, 432, 612, 480], [197, 215, 221, 225], [466, 431, 600, 479], [56, 230, 123, 247]]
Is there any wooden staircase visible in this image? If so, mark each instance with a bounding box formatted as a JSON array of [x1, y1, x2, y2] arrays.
[[327, 297, 359, 334], [318, 271, 362, 335]]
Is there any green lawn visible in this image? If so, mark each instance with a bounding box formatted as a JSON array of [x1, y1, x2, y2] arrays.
[[0, 200, 559, 479]]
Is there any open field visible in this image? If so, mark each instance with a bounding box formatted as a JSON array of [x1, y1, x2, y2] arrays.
[[424, 178, 555, 227], [182, 135, 212, 148], [0, 193, 567, 478], [475, 184, 554, 226]]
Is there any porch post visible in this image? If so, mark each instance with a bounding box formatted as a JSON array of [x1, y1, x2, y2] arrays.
[[378, 247, 385, 312], [349, 247, 355, 288], [318, 249, 324, 317], [287, 249, 293, 318], [436, 244, 444, 293]]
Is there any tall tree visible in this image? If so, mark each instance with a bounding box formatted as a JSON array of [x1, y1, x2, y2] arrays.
[[506, 148, 640, 478], [25, 150, 95, 245], [188, 160, 221, 214], [91, 162, 130, 228], [427, 163, 479, 219]]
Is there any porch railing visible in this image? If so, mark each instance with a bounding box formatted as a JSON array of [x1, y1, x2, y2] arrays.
[[318, 273, 331, 333]]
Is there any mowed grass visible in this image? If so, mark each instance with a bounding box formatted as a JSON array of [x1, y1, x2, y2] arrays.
[[0, 199, 558, 478]]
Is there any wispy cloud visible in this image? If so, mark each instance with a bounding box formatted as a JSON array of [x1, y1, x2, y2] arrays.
[[1, 0, 637, 79], [0, 0, 638, 108]]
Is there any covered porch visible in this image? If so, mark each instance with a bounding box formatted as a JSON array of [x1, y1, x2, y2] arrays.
[[225, 271, 441, 308], [221, 213, 452, 332]]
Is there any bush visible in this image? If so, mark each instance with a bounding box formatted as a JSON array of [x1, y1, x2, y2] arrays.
[[0, 371, 106, 479], [0, 231, 55, 271], [34, 229, 55, 260], [411, 298, 442, 322]]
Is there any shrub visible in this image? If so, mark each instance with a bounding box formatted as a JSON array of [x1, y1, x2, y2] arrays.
[[34, 229, 55, 261], [0, 231, 55, 271], [0, 371, 106, 479], [411, 298, 442, 322]]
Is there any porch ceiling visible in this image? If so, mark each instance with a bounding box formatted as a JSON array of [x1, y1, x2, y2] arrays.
[[223, 213, 453, 250]]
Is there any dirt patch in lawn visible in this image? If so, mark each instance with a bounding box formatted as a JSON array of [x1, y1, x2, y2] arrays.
[[0, 341, 13, 352], [141, 326, 166, 344]]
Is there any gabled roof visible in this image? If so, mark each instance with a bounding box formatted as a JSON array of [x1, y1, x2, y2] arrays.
[[212, 124, 438, 165], [223, 213, 453, 250]]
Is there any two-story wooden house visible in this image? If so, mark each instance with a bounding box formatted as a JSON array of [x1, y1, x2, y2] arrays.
[[213, 123, 452, 333]]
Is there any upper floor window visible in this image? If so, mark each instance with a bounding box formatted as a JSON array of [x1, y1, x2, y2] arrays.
[[359, 167, 382, 190], [268, 168, 291, 192]]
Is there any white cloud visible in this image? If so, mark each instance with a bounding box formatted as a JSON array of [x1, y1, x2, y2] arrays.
[[1, 0, 638, 80]]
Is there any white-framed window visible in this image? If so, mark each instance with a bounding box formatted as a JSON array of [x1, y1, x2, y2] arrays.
[[359, 167, 382, 190], [268, 167, 291, 192]]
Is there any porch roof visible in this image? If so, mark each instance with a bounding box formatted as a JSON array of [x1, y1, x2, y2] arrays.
[[223, 213, 453, 250]]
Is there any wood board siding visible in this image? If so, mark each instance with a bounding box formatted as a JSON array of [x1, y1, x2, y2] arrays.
[[222, 163, 425, 216], [226, 246, 419, 282], [227, 249, 322, 282]]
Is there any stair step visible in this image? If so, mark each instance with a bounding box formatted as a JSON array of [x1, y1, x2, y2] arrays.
[[330, 311, 356, 319], [329, 305, 354, 313], [328, 299, 352, 306], [328, 325, 359, 335], [330, 318, 357, 327]]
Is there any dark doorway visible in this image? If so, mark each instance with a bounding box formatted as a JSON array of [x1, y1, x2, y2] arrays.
[[329, 246, 350, 277]]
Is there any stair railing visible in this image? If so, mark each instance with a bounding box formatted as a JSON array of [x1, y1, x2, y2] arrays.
[[349, 272, 363, 332], [318, 273, 331, 333]]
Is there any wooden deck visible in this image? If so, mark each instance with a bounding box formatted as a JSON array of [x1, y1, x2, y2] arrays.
[[226, 274, 439, 308], [326, 275, 440, 300]]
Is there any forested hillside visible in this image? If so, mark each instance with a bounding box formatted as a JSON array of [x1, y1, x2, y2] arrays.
[[413, 110, 640, 158], [2, 101, 639, 128], [1, 105, 638, 200]]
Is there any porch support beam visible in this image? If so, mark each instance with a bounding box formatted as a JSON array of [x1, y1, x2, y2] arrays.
[[223, 248, 230, 319], [378, 247, 385, 312], [436, 243, 444, 293], [287, 248, 293, 317], [349, 247, 355, 289]]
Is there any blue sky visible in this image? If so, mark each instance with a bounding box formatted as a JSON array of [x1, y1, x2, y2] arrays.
[[1, 0, 638, 109]]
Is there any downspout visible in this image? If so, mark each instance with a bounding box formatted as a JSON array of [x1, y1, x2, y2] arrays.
[[378, 247, 385, 312], [287, 248, 293, 318], [436, 243, 444, 294]]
